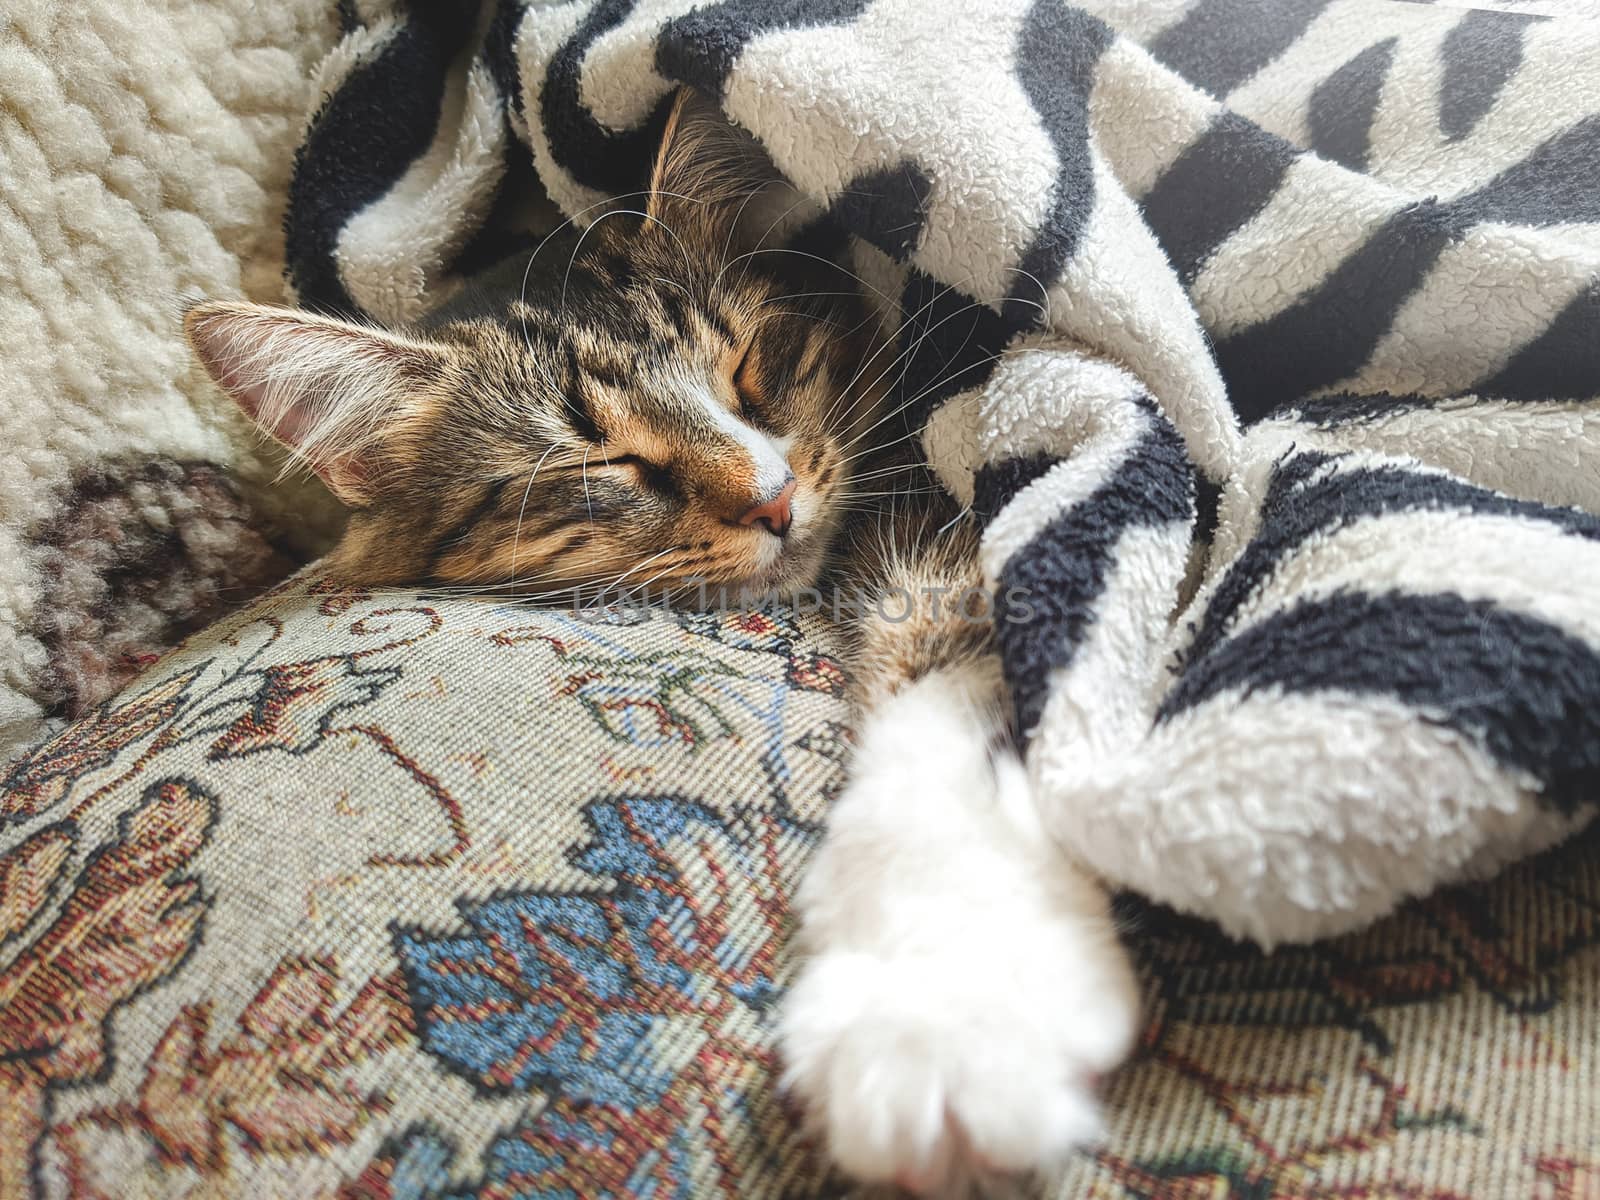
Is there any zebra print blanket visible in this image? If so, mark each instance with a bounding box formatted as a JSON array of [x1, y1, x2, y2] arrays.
[[286, 0, 1600, 945]]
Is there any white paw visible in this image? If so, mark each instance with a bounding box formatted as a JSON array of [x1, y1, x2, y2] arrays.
[[780, 940, 1137, 1193], [778, 670, 1140, 1193]]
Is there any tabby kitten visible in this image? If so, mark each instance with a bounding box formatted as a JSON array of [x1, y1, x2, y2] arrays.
[[186, 89, 1139, 1195]]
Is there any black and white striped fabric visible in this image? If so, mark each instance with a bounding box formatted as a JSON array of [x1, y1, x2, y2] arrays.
[[286, 0, 1600, 946]]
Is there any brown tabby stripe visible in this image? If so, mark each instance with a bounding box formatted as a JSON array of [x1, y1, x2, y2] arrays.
[[561, 346, 606, 443], [424, 479, 513, 576], [698, 302, 738, 347]]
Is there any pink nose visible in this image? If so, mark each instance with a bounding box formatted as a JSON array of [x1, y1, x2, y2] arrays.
[[738, 478, 796, 538]]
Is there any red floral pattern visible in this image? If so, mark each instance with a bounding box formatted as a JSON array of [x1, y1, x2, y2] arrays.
[[0, 779, 216, 1197]]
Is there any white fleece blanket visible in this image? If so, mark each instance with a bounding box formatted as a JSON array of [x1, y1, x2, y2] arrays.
[[286, 0, 1600, 945], [0, 0, 346, 763]]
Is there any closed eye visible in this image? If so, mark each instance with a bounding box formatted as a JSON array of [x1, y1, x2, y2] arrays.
[[733, 344, 764, 426], [606, 453, 678, 496]]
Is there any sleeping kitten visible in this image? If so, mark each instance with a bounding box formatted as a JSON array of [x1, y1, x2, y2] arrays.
[[185, 88, 1139, 1195]]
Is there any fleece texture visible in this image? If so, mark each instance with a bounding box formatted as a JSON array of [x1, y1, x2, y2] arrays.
[[281, 0, 1600, 946], [0, 0, 346, 763]]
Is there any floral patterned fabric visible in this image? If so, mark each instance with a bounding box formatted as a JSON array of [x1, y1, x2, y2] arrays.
[[1, 572, 1595, 1199]]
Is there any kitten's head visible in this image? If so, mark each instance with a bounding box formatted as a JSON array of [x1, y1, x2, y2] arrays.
[[187, 88, 886, 603]]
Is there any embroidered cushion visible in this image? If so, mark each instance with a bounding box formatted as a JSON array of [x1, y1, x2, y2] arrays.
[[2, 571, 1595, 1198]]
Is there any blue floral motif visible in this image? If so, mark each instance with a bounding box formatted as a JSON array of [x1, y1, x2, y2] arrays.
[[389, 795, 820, 1198]]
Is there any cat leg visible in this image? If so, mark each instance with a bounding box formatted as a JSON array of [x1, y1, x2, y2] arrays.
[[779, 525, 1139, 1192]]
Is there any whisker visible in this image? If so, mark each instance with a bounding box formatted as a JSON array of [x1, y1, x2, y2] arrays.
[[835, 424, 939, 468], [617, 558, 693, 604], [845, 462, 930, 484], [825, 280, 995, 431], [580, 443, 595, 525], [819, 284, 967, 430], [722, 183, 809, 288], [512, 184, 717, 406], [936, 504, 973, 537], [514, 191, 664, 383], [746, 309, 851, 331], [757, 289, 871, 308], [840, 299, 1052, 448], [715, 246, 898, 311], [839, 325, 1000, 453], [1002, 265, 1054, 327], [595, 544, 690, 595], [563, 207, 694, 315], [424, 553, 648, 596], [509, 442, 560, 580]]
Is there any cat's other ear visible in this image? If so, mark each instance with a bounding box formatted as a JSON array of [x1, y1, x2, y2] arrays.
[[646, 87, 784, 245], [184, 301, 441, 508]]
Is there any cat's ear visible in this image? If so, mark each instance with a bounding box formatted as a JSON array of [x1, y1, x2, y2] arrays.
[[646, 87, 779, 243], [184, 301, 441, 508]]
